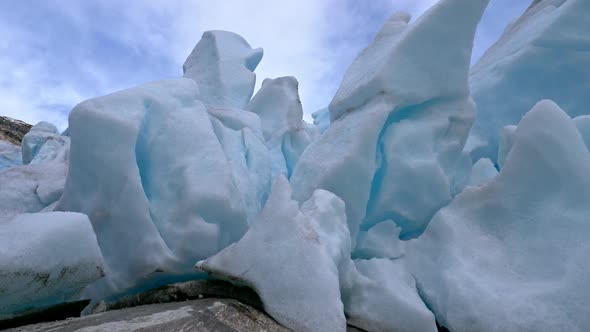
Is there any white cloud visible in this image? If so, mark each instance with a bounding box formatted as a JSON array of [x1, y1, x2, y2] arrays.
[[0, 0, 528, 128]]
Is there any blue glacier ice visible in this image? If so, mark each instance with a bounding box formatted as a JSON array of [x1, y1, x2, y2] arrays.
[[291, 0, 488, 243], [406, 100, 590, 331], [2, 0, 590, 330], [0, 141, 21, 171], [21, 121, 60, 165], [0, 119, 70, 224], [0, 137, 69, 221], [466, 0, 590, 162], [247, 76, 318, 178], [202, 0, 490, 331], [354, 220, 404, 260], [0, 212, 104, 319], [197, 176, 348, 332], [55, 78, 262, 295]]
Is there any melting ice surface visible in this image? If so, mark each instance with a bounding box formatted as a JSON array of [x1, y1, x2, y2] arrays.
[[1, 0, 590, 331]]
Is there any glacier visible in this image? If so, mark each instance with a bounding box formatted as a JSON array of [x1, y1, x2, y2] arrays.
[[406, 100, 590, 331], [0, 212, 104, 319], [467, 0, 590, 162], [0, 141, 21, 171], [1, 0, 590, 331]]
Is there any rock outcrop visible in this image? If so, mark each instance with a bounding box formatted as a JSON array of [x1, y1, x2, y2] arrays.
[[0, 116, 32, 145]]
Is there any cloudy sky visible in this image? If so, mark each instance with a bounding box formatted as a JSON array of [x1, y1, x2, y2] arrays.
[[0, 0, 531, 130]]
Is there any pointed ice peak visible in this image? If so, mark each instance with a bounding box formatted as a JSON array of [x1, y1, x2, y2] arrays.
[[183, 30, 263, 109], [329, 0, 489, 121], [246, 76, 303, 141]]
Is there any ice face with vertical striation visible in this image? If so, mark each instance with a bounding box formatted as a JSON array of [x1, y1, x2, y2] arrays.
[[291, 0, 489, 243], [467, 0, 590, 162], [55, 78, 261, 295]]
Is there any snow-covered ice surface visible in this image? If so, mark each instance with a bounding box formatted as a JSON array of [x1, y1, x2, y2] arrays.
[[467, 0, 590, 162], [0, 212, 104, 319], [407, 100, 590, 331]]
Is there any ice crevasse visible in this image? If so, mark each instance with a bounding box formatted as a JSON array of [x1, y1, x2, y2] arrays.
[[1, 0, 590, 331]]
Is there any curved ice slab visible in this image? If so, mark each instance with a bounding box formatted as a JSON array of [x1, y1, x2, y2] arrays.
[[56, 78, 256, 294]]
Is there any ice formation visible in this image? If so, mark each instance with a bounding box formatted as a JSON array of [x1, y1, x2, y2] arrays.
[[246, 76, 318, 178], [0, 141, 21, 171], [21, 121, 60, 165], [55, 78, 262, 294], [291, 0, 487, 244], [1, 0, 589, 330], [406, 100, 590, 331], [0, 212, 104, 319], [183, 30, 263, 109], [0, 134, 69, 221], [467, 0, 590, 162], [197, 177, 348, 332]]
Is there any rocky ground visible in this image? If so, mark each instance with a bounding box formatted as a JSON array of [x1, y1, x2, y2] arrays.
[[6, 299, 290, 332], [2, 280, 367, 332]]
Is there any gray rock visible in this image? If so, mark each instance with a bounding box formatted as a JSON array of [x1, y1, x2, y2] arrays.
[[102, 279, 264, 312], [3, 279, 367, 332], [7, 298, 291, 332]]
